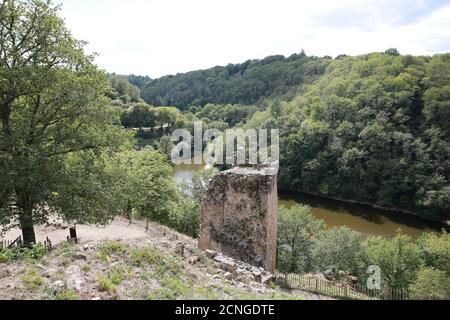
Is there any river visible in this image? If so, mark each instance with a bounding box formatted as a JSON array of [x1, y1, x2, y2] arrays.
[[172, 163, 445, 239]]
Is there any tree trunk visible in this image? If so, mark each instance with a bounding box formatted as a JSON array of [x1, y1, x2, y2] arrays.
[[20, 209, 36, 247]]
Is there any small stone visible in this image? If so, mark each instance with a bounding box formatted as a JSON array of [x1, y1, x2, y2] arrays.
[[73, 254, 87, 261], [91, 297, 101, 301], [175, 242, 185, 256], [50, 280, 66, 294], [223, 272, 233, 280], [205, 250, 218, 259], [83, 244, 89, 251], [252, 271, 262, 283], [188, 256, 200, 265], [214, 255, 237, 273]]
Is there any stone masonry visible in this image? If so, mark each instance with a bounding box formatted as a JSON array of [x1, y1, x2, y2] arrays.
[[198, 164, 278, 273]]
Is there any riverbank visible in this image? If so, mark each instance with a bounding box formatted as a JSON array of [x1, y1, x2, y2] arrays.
[[280, 188, 449, 227]]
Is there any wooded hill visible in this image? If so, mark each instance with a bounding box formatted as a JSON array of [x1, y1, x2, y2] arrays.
[[123, 50, 450, 220]]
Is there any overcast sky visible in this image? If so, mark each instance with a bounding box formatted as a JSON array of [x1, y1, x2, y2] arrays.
[[58, 0, 450, 78]]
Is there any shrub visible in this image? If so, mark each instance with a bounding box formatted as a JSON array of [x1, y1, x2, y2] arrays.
[[416, 232, 450, 273], [363, 233, 423, 290], [0, 243, 49, 263], [277, 205, 324, 273], [409, 268, 450, 300], [55, 290, 81, 300], [98, 275, 117, 293], [130, 247, 159, 266], [21, 269, 45, 290], [96, 241, 128, 262], [312, 226, 365, 276]]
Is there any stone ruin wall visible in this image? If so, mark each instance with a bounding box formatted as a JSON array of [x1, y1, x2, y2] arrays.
[[198, 165, 278, 273]]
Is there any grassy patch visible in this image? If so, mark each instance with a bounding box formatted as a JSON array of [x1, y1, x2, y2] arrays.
[[81, 263, 92, 273], [21, 268, 45, 290], [130, 247, 159, 266], [56, 242, 75, 260], [0, 244, 49, 263], [108, 264, 131, 285], [55, 290, 81, 300], [96, 241, 128, 262], [98, 275, 117, 293]]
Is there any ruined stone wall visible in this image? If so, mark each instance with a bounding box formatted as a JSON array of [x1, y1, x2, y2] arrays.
[[198, 165, 278, 273]]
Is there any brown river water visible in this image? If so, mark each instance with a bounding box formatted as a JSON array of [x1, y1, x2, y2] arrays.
[[172, 163, 446, 239]]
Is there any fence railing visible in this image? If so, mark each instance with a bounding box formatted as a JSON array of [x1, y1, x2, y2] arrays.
[[275, 272, 410, 300], [0, 236, 23, 250], [0, 236, 52, 251]]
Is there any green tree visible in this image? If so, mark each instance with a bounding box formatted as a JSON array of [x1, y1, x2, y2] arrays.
[[156, 135, 174, 159], [416, 232, 450, 273], [177, 168, 218, 238], [312, 226, 364, 276], [409, 268, 450, 300], [130, 151, 179, 229], [277, 205, 324, 273], [0, 0, 126, 245], [363, 233, 423, 290]]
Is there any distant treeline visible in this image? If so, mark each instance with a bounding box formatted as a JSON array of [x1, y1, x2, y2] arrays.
[[129, 52, 331, 110]]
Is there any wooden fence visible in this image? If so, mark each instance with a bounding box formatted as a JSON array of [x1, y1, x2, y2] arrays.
[[275, 272, 410, 300], [0, 236, 23, 250], [0, 236, 52, 251]]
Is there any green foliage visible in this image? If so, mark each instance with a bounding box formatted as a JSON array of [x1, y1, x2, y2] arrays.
[[55, 290, 81, 300], [409, 268, 450, 300], [140, 53, 329, 109], [98, 275, 117, 293], [120, 105, 185, 134], [363, 233, 423, 290], [277, 205, 324, 273], [21, 269, 45, 290], [130, 247, 159, 267], [96, 241, 129, 262], [0, 243, 49, 263], [416, 232, 450, 273], [108, 75, 141, 102], [312, 227, 365, 276], [244, 52, 450, 219], [193, 103, 259, 127], [0, 0, 128, 244], [176, 168, 218, 238]]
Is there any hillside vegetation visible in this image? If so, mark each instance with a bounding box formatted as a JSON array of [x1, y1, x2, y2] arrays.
[[128, 51, 450, 220], [0, 222, 305, 300], [138, 52, 331, 109]]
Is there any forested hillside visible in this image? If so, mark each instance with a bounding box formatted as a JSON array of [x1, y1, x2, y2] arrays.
[[245, 52, 450, 220], [138, 52, 331, 109], [119, 51, 449, 221]]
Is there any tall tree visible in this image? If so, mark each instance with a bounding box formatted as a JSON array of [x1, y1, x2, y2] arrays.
[[0, 0, 125, 245]]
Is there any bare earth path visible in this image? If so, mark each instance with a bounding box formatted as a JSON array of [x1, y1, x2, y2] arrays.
[[1, 217, 193, 246]]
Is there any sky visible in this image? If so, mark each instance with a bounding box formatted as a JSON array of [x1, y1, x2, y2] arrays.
[[58, 0, 450, 78]]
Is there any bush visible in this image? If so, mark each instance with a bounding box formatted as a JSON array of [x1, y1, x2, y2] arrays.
[[21, 269, 45, 290], [409, 268, 450, 300], [55, 290, 81, 300], [277, 205, 324, 273], [312, 227, 365, 277], [98, 275, 117, 293], [0, 243, 49, 263], [363, 233, 423, 290], [417, 232, 450, 273]]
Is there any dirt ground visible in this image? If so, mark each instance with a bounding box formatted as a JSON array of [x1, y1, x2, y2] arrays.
[[1, 217, 190, 246]]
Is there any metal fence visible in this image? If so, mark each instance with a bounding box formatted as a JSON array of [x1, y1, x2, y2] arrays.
[[275, 272, 410, 300]]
